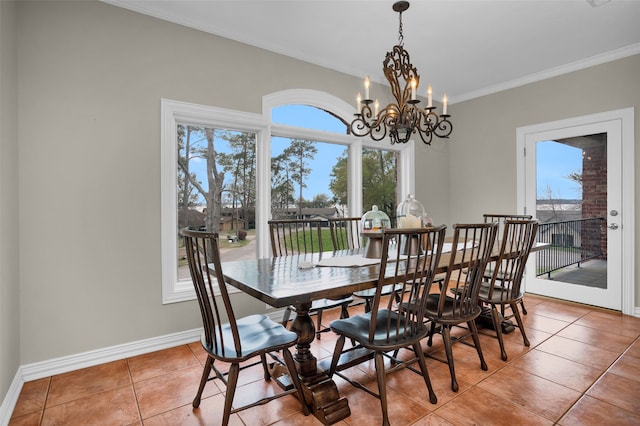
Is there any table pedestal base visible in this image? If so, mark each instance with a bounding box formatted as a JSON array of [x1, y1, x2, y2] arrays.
[[300, 374, 350, 424], [477, 307, 515, 334], [290, 302, 351, 424]]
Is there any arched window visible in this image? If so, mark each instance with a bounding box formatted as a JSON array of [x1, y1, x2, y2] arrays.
[[255, 89, 414, 257]]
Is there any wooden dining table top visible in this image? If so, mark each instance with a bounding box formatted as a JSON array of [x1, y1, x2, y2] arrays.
[[220, 242, 549, 308], [221, 250, 381, 307]]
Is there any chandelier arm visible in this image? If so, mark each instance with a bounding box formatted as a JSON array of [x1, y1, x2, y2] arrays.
[[414, 127, 435, 145], [350, 104, 389, 141], [433, 117, 453, 138]]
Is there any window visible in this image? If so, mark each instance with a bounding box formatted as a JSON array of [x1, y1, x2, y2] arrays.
[[362, 148, 398, 221], [161, 100, 264, 303], [176, 124, 257, 286], [271, 137, 348, 219], [162, 92, 414, 304]]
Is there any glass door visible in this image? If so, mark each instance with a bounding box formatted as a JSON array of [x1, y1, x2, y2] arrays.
[[519, 116, 625, 311]]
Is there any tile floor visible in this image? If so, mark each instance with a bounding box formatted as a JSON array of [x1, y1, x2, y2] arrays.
[[9, 294, 640, 425]]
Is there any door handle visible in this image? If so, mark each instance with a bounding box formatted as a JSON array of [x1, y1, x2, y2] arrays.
[[608, 223, 619, 230]]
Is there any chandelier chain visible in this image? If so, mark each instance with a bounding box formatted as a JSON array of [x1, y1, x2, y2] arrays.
[[398, 9, 404, 46]]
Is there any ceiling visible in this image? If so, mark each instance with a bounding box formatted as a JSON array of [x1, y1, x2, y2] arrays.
[[103, 0, 640, 104]]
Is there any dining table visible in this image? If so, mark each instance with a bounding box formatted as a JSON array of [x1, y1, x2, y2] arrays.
[[220, 242, 549, 424]]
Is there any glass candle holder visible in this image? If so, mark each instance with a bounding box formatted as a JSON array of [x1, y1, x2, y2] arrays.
[[396, 195, 427, 255], [397, 194, 426, 228]]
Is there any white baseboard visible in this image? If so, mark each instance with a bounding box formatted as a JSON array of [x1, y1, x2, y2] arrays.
[[0, 368, 23, 426], [21, 328, 203, 382]]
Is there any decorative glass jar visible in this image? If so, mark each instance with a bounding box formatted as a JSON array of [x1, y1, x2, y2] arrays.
[[361, 205, 391, 233], [360, 205, 391, 258]]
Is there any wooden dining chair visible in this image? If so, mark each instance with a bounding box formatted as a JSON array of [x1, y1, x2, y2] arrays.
[[483, 213, 533, 237], [328, 216, 405, 313], [181, 229, 309, 425], [478, 219, 539, 361], [328, 226, 446, 426], [328, 217, 362, 250], [269, 218, 326, 256], [483, 213, 533, 315], [268, 219, 353, 339], [424, 222, 498, 392]]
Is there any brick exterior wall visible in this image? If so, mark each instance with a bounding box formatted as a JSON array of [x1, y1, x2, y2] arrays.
[[581, 143, 607, 257]]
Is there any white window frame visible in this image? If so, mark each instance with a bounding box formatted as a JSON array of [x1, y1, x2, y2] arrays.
[[161, 91, 414, 304], [161, 99, 266, 303]]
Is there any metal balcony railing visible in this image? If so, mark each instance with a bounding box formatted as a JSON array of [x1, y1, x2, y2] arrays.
[[536, 217, 606, 278]]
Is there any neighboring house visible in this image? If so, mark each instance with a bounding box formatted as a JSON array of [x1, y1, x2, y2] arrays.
[[272, 207, 340, 224], [536, 199, 582, 223], [178, 207, 245, 232]]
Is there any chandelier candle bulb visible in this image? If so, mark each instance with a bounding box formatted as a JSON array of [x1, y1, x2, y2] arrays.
[[442, 94, 448, 115], [374, 99, 379, 116], [364, 76, 370, 100], [356, 93, 361, 111], [411, 79, 416, 100], [427, 85, 433, 107]]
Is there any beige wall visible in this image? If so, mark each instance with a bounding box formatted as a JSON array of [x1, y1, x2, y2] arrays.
[[0, 0, 20, 399], [15, 0, 400, 364], [0, 0, 637, 398], [448, 55, 640, 306]]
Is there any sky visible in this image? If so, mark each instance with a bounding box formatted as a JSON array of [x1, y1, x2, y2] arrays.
[[271, 104, 348, 200], [187, 106, 584, 203], [536, 141, 583, 200]]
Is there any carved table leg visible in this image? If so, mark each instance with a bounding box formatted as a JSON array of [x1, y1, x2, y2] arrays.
[[290, 302, 351, 424]]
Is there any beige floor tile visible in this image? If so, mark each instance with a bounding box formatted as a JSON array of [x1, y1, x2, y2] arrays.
[[559, 394, 640, 426]]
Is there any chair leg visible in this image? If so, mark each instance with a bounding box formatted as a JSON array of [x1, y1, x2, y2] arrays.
[[441, 325, 459, 392], [467, 320, 487, 371], [282, 348, 311, 416], [316, 309, 323, 339], [281, 307, 292, 326], [374, 351, 390, 426], [260, 354, 271, 381], [413, 342, 437, 404], [511, 302, 530, 347], [491, 305, 508, 361], [222, 363, 240, 426], [340, 301, 350, 319], [427, 321, 436, 347], [520, 299, 528, 315], [328, 335, 346, 377], [364, 297, 372, 313], [193, 356, 214, 408]]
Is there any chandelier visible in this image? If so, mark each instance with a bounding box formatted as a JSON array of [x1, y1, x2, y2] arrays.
[[350, 1, 453, 145]]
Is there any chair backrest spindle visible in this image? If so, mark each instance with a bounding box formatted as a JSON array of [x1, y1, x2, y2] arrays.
[[268, 219, 324, 257], [328, 217, 362, 250], [483, 213, 533, 240]]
